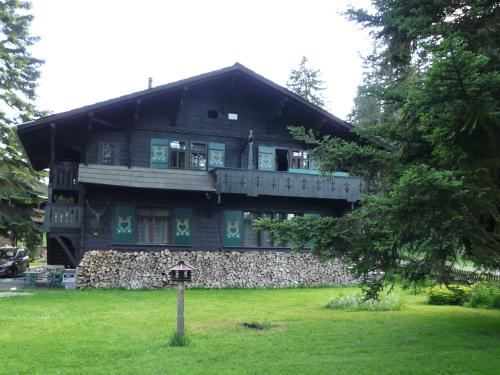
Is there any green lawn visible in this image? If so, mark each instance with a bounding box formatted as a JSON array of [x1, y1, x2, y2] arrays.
[[1, 287, 499, 375]]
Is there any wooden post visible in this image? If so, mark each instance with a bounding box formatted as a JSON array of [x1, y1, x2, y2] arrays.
[[177, 281, 185, 337]]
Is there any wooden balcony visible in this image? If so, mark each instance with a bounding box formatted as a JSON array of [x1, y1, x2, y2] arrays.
[[211, 168, 364, 202], [51, 162, 79, 190], [44, 204, 83, 230]]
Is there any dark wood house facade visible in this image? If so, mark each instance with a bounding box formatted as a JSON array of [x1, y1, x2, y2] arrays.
[[17, 63, 363, 267]]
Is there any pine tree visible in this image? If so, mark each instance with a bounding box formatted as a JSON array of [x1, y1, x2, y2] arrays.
[[287, 56, 326, 108], [0, 0, 44, 255]]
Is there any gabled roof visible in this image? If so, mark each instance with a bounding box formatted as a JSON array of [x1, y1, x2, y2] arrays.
[[17, 62, 352, 132]]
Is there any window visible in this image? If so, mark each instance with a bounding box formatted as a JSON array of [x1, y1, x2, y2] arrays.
[[136, 208, 171, 244], [170, 141, 186, 169], [291, 150, 301, 169], [190, 142, 207, 170], [243, 212, 259, 247], [260, 212, 285, 247], [207, 110, 218, 119], [101, 143, 117, 165], [228, 112, 238, 121], [291, 150, 310, 169]]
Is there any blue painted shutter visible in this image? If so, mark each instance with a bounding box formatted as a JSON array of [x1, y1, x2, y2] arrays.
[[223, 210, 244, 247], [150, 138, 169, 168], [172, 208, 192, 245], [208, 143, 225, 169], [258, 146, 275, 171], [113, 205, 136, 244]]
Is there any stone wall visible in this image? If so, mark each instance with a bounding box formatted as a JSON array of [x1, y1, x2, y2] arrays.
[[77, 249, 356, 289]]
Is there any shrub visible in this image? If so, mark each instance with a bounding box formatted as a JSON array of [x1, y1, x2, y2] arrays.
[[327, 293, 403, 312], [491, 292, 500, 309], [468, 283, 500, 309], [428, 284, 471, 305]]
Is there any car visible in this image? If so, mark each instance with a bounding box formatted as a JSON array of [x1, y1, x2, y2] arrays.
[[0, 248, 30, 277]]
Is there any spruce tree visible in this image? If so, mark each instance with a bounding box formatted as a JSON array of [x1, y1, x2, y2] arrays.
[[287, 56, 327, 108], [256, 0, 500, 298], [0, 0, 44, 255]]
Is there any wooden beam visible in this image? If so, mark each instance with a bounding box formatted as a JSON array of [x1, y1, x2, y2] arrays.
[[89, 112, 122, 130], [54, 235, 77, 267], [49, 123, 55, 166], [273, 97, 288, 117], [129, 100, 141, 168]]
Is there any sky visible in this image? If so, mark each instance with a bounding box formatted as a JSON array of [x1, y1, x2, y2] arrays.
[[30, 0, 373, 120]]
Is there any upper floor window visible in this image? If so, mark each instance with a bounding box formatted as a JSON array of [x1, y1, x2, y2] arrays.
[[100, 143, 117, 165], [190, 142, 207, 170], [170, 141, 186, 169], [291, 150, 309, 169], [228, 112, 238, 121]]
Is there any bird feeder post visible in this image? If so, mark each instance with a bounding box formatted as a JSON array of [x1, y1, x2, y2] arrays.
[[168, 260, 196, 338], [177, 281, 185, 336]]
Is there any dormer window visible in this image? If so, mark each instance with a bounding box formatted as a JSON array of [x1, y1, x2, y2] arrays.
[[228, 112, 238, 121]]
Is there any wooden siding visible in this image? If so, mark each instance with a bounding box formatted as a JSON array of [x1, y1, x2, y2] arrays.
[[212, 168, 363, 202], [80, 185, 349, 257], [85, 84, 308, 169], [79, 164, 216, 192]]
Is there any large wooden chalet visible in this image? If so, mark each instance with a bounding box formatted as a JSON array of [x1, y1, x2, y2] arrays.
[[17, 63, 363, 267]]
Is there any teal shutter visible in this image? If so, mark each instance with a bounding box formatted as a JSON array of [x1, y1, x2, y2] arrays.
[[113, 205, 136, 244], [208, 143, 225, 169], [150, 138, 169, 168], [309, 157, 320, 171], [172, 208, 192, 245], [258, 146, 275, 171], [223, 210, 244, 247]]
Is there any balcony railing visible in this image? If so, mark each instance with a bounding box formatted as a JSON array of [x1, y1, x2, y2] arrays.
[[51, 163, 79, 190], [211, 168, 364, 202], [44, 204, 83, 230]]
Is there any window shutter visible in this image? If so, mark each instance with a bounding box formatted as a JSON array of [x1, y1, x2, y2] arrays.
[[208, 143, 225, 169], [113, 205, 136, 244], [258, 146, 275, 171], [223, 210, 244, 247], [309, 157, 320, 171], [172, 208, 192, 246], [150, 138, 169, 168]]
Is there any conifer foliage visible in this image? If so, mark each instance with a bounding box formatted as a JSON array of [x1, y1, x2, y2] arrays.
[[256, 1, 499, 298], [287, 56, 326, 108], [0, 0, 44, 253]]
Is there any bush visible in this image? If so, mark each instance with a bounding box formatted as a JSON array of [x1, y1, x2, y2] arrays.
[[428, 284, 471, 305], [327, 293, 404, 312], [468, 283, 500, 309], [491, 292, 500, 309]]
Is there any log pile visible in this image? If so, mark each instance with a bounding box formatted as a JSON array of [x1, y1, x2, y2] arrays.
[[77, 250, 356, 289]]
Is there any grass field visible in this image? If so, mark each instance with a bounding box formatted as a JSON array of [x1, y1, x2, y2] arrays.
[[1, 286, 499, 375]]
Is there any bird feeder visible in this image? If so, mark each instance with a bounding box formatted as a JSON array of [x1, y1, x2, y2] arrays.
[[169, 260, 196, 283], [168, 260, 197, 338]]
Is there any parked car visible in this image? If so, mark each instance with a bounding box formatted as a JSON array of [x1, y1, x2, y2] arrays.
[[0, 248, 29, 277]]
